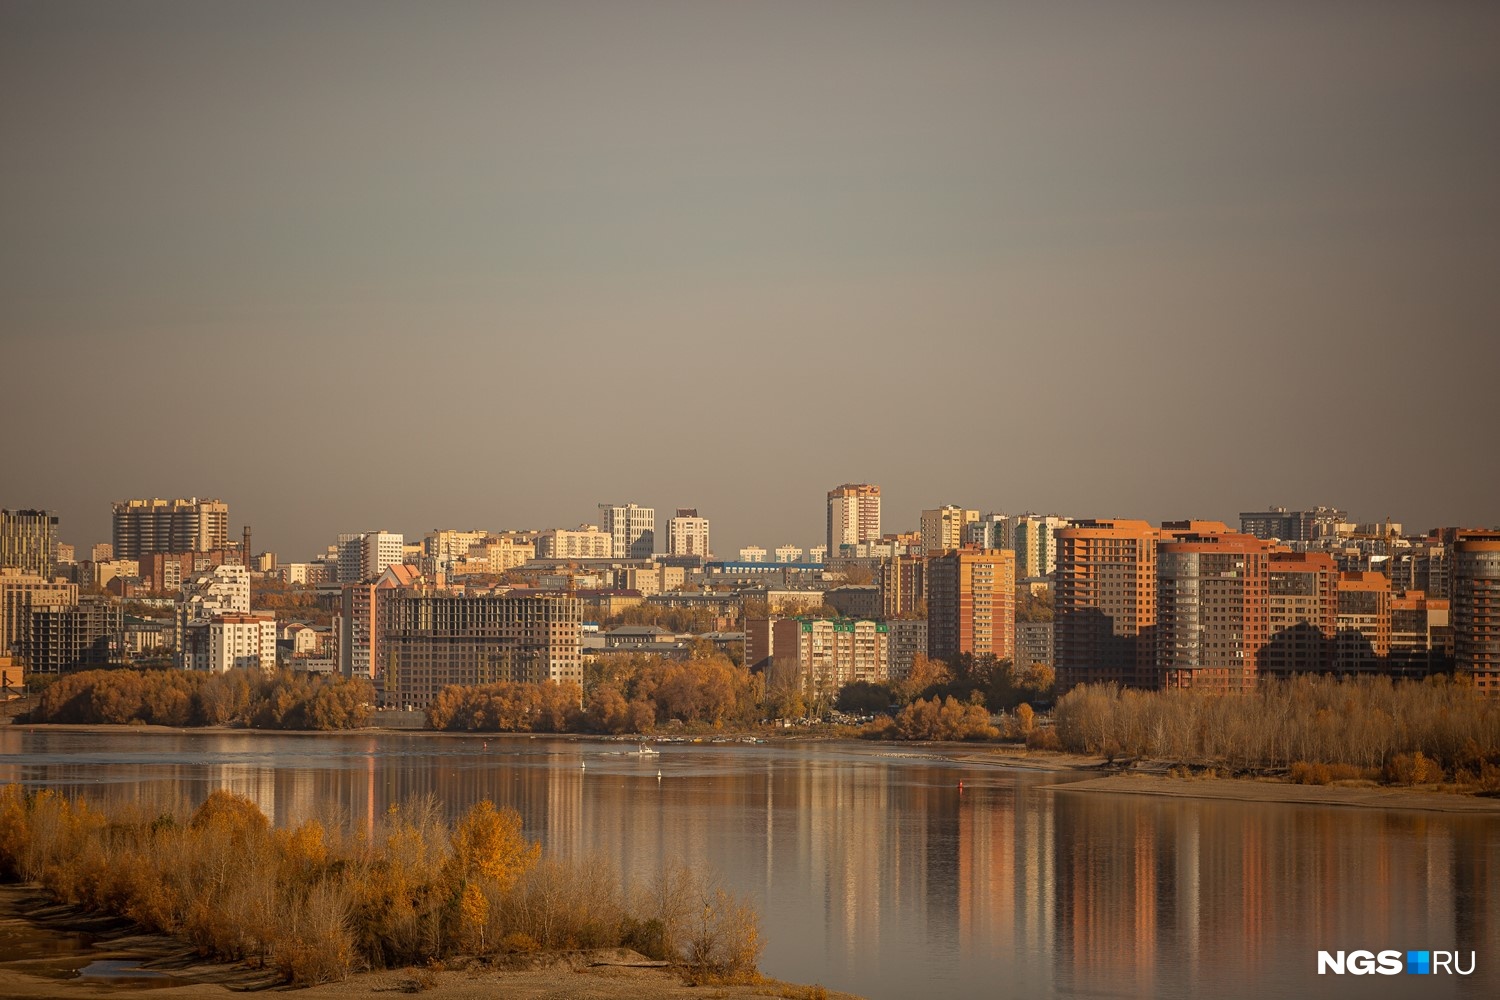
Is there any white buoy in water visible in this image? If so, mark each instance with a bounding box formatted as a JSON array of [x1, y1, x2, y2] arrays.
[[657, 770, 662, 780]]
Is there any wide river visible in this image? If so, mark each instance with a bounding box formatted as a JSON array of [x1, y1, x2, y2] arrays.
[[0, 728, 1496, 999]]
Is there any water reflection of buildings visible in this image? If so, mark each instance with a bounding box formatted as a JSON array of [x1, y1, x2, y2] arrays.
[[4, 729, 1496, 1000], [1050, 794, 1500, 997]]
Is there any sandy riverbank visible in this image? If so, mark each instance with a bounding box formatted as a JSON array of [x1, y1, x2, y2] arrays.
[[1049, 772, 1500, 814], [0, 885, 856, 1000]]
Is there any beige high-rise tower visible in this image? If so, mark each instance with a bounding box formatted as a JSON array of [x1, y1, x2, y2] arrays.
[[111, 498, 229, 559], [920, 506, 978, 556], [666, 509, 710, 558], [827, 484, 881, 558]]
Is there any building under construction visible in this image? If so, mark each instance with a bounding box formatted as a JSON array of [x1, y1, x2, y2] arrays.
[[380, 592, 583, 709]]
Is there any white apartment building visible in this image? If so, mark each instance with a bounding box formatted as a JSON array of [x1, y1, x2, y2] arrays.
[[1013, 515, 1071, 580], [537, 526, 613, 559], [277, 562, 327, 586], [364, 531, 404, 581], [740, 545, 768, 563], [774, 544, 804, 563], [599, 503, 655, 559], [667, 509, 711, 558], [175, 563, 253, 669], [808, 545, 827, 565], [827, 484, 881, 556], [207, 614, 277, 673], [181, 563, 251, 615]]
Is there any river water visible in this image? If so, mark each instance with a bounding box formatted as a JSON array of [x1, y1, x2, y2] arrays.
[[0, 728, 1495, 1000]]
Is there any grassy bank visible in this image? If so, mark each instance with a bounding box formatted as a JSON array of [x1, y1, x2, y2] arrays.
[[0, 786, 763, 987]]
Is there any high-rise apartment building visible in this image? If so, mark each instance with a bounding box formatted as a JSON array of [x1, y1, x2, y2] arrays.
[[339, 583, 379, 681], [1, 509, 59, 579], [739, 546, 768, 563], [207, 613, 277, 673], [1453, 531, 1500, 696], [1239, 506, 1347, 543], [774, 544, 804, 563], [111, 498, 229, 559], [965, 513, 1011, 551], [329, 531, 405, 583], [880, 554, 925, 618], [926, 548, 1016, 663], [1388, 541, 1451, 600], [381, 592, 583, 709], [175, 564, 252, 670], [1054, 519, 1160, 690], [747, 616, 890, 703], [920, 506, 978, 556], [336, 534, 365, 584], [885, 618, 928, 681], [1389, 592, 1450, 678], [666, 509, 710, 558], [1335, 571, 1392, 674], [1262, 551, 1338, 677], [1015, 619, 1054, 672], [362, 532, 405, 581], [827, 484, 881, 557], [1156, 532, 1274, 692], [599, 503, 655, 560], [180, 563, 251, 616], [1013, 515, 1071, 581]]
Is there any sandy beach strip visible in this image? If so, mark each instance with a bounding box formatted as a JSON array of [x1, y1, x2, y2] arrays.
[[1046, 772, 1500, 813]]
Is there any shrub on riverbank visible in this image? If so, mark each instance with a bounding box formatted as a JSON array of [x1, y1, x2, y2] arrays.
[[1054, 676, 1500, 788], [0, 787, 763, 986], [425, 681, 585, 733], [23, 668, 372, 730], [860, 695, 999, 741]]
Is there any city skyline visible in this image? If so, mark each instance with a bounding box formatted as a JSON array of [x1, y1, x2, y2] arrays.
[[3, 489, 1494, 569], [4, 2, 1498, 561]]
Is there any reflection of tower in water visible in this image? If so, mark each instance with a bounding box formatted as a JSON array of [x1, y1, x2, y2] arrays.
[[544, 752, 583, 857], [1051, 796, 1169, 997], [956, 782, 1015, 957]]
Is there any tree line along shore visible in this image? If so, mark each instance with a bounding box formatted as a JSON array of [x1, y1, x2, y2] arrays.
[[15, 655, 1500, 793]]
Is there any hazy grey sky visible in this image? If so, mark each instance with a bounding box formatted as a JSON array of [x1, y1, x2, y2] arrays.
[[3, 1, 1497, 558]]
